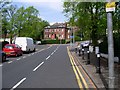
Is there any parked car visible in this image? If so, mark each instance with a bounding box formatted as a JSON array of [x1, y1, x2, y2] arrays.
[[36, 41, 41, 45], [0, 51, 6, 62], [81, 41, 90, 48], [14, 37, 35, 52], [3, 44, 23, 57]]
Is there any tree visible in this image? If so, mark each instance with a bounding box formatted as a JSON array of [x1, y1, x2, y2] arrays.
[[14, 6, 49, 40], [63, 1, 106, 46], [0, 0, 11, 41], [2, 3, 49, 42]]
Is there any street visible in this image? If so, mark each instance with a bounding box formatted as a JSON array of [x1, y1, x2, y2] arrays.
[[2, 45, 81, 89]]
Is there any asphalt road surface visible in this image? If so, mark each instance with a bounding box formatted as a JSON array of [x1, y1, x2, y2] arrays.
[[2, 44, 79, 89]]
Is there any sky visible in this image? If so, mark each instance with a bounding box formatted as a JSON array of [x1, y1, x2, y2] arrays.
[[12, 0, 68, 25]]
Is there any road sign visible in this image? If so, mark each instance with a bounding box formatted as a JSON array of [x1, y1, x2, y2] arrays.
[[106, 2, 116, 12], [70, 36, 74, 38]]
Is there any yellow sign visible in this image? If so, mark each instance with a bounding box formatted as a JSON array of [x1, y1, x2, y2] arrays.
[[106, 2, 116, 8]]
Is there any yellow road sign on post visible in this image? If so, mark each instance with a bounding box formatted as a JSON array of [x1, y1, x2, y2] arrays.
[[106, 2, 116, 8], [106, 2, 116, 12]]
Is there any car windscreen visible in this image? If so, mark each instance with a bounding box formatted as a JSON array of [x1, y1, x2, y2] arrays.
[[4, 45, 14, 49]]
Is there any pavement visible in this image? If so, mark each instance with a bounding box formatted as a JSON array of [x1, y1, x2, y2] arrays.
[[70, 47, 120, 90]]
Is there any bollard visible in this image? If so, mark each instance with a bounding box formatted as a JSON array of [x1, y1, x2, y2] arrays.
[[78, 48, 81, 56], [75, 48, 77, 54], [86, 50, 90, 64], [82, 49, 84, 60], [96, 53, 101, 74]]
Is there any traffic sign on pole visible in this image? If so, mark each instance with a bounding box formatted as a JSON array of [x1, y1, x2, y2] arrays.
[[70, 36, 74, 39], [106, 2, 116, 12]]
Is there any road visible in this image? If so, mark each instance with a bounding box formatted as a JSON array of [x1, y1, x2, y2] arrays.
[[2, 45, 79, 89], [2, 44, 96, 89]]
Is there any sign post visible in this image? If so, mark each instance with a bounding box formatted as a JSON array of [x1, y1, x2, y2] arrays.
[[106, 2, 116, 12], [106, 0, 115, 89]]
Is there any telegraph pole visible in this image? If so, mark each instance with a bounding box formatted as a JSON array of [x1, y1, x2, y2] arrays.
[[106, 1, 115, 89]]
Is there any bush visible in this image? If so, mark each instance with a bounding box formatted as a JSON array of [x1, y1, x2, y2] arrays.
[[99, 35, 120, 58], [65, 40, 70, 44], [41, 39, 65, 44], [99, 37, 108, 54]]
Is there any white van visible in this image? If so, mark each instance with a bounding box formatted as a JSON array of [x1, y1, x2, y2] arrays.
[[14, 37, 35, 52]]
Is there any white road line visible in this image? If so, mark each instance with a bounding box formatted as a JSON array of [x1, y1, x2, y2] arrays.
[[23, 56, 26, 59], [49, 46, 59, 57], [38, 50, 41, 52], [0, 64, 3, 67], [41, 49, 45, 51], [53, 50, 56, 53], [46, 55, 51, 60], [31, 53, 34, 55], [51, 52, 54, 55], [10, 78, 26, 90], [28, 54, 31, 56], [33, 61, 44, 72], [47, 46, 52, 49], [8, 61, 13, 64], [17, 58, 21, 61]]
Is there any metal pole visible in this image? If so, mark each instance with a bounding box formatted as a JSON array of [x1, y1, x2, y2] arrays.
[[106, 0, 115, 89], [70, 28, 72, 48], [73, 28, 75, 45]]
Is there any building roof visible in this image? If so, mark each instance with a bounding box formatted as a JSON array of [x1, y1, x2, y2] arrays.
[[45, 23, 67, 29]]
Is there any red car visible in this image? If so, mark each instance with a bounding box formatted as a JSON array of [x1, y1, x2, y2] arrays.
[[3, 44, 23, 57]]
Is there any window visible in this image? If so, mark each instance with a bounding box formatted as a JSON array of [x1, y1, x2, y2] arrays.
[[59, 35, 61, 37], [68, 30, 70, 33], [49, 34, 51, 38], [5, 45, 13, 49], [68, 35, 70, 39]]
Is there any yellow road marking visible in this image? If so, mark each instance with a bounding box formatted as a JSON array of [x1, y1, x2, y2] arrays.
[[73, 54, 97, 89], [71, 55, 89, 88], [67, 47, 89, 89], [67, 47, 83, 89]]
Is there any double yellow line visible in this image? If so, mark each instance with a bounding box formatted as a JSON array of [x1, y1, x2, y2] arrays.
[[67, 47, 89, 89]]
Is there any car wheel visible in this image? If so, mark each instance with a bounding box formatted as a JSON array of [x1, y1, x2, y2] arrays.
[[28, 49, 30, 53], [15, 53, 18, 57], [21, 52, 23, 56]]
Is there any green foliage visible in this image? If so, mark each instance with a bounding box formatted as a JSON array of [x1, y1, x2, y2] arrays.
[[42, 40, 65, 44], [2, 2, 49, 42], [63, 1, 110, 46], [99, 34, 120, 57], [14, 6, 49, 39]]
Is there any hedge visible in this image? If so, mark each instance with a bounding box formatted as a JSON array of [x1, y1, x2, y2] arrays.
[[41, 39, 65, 44], [99, 35, 120, 58]]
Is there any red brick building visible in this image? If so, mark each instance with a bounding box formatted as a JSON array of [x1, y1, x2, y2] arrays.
[[44, 23, 71, 40]]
